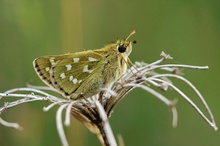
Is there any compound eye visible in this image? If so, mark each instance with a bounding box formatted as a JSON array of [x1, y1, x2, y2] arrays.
[[118, 45, 126, 53]]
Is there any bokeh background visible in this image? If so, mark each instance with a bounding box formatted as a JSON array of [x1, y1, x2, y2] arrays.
[[0, 0, 220, 146]]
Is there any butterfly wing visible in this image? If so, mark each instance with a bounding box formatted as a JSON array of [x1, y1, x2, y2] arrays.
[[33, 50, 104, 99]]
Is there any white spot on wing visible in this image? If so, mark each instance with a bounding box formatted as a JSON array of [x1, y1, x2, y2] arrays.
[[73, 58, 79, 63], [72, 78, 78, 84], [83, 65, 89, 72], [65, 64, 72, 71], [69, 75, 73, 81], [88, 57, 98, 61], [83, 65, 94, 73], [45, 67, 50, 72], [49, 57, 56, 65], [78, 80, 82, 84], [60, 73, 66, 79]]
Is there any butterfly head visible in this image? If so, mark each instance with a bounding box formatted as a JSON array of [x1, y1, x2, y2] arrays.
[[116, 40, 136, 59], [115, 29, 136, 59]]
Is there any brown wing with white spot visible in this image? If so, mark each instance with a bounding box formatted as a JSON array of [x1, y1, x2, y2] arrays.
[[33, 50, 104, 99], [33, 56, 56, 88]]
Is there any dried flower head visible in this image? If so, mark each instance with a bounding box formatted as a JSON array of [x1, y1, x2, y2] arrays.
[[0, 52, 217, 146]]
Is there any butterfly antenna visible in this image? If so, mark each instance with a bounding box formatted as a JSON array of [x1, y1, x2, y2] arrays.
[[126, 29, 136, 41]]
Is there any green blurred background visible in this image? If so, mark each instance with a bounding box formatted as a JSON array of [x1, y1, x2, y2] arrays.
[[0, 0, 220, 146]]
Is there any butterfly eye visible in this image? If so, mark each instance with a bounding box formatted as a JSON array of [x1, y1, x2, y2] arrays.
[[117, 45, 126, 53]]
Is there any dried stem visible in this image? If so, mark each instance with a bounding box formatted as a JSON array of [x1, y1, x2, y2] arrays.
[[95, 100, 117, 146]]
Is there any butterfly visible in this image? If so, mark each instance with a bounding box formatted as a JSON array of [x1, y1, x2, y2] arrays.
[[33, 30, 136, 100]]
